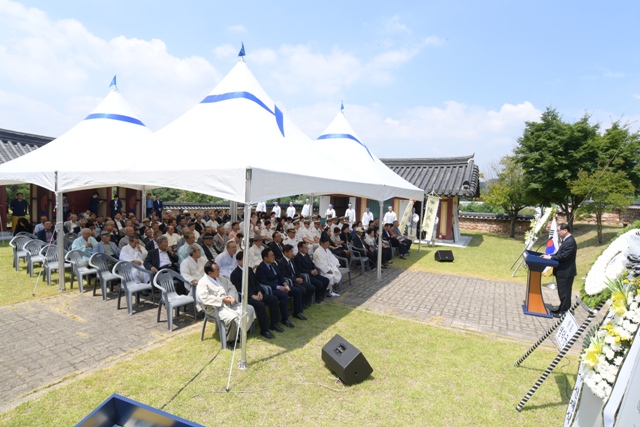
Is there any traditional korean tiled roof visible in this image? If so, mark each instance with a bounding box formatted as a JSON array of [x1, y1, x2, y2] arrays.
[[380, 155, 480, 197], [0, 128, 53, 165]]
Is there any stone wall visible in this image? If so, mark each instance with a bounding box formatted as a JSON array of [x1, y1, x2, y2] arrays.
[[459, 214, 532, 235]]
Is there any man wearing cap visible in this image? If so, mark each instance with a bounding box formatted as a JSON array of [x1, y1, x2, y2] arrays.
[[271, 202, 281, 218], [201, 233, 218, 261], [345, 203, 356, 227], [286, 201, 296, 218], [283, 227, 300, 256], [325, 204, 336, 219], [362, 207, 374, 228], [313, 237, 342, 297], [248, 236, 265, 270], [215, 240, 238, 278], [301, 198, 312, 217], [383, 206, 397, 225], [94, 231, 120, 268]]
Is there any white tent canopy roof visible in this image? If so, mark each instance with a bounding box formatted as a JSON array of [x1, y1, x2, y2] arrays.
[[122, 61, 403, 203], [0, 88, 152, 192], [316, 111, 423, 201]]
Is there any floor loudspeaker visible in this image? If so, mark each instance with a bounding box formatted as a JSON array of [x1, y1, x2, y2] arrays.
[[321, 334, 373, 385], [434, 250, 454, 262]]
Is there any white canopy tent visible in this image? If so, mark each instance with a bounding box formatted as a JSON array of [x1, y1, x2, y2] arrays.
[[0, 86, 152, 294], [315, 110, 424, 280]]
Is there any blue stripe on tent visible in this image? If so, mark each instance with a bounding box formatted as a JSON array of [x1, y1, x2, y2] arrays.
[[200, 91, 285, 136], [84, 113, 145, 126], [317, 133, 374, 160]]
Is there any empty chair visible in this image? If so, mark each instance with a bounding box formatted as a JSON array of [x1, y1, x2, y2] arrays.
[[153, 269, 197, 331], [10, 235, 32, 271], [113, 261, 155, 315], [89, 252, 120, 300], [24, 239, 47, 277], [41, 245, 71, 287], [198, 293, 229, 350], [335, 255, 351, 291], [63, 233, 77, 251], [348, 244, 369, 273], [15, 231, 38, 239], [65, 250, 98, 293]]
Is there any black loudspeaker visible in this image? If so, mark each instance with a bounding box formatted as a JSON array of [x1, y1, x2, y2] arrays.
[[321, 334, 373, 385], [434, 250, 454, 262]]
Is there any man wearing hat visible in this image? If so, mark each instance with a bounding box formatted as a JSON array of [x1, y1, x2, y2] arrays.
[[271, 201, 281, 218], [383, 205, 397, 225], [345, 203, 356, 228], [301, 198, 312, 217], [94, 230, 120, 259], [325, 204, 336, 219], [201, 233, 217, 261], [283, 227, 300, 256], [286, 201, 296, 218], [313, 237, 341, 297], [362, 207, 374, 228], [248, 236, 265, 269]]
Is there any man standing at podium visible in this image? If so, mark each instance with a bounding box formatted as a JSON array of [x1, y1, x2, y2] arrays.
[[541, 223, 576, 317]]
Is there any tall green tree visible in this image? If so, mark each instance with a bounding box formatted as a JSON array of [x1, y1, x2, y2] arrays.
[[515, 108, 601, 228], [569, 168, 635, 243], [484, 155, 534, 237]]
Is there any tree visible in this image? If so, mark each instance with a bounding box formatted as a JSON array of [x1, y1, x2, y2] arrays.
[[515, 108, 601, 228], [569, 169, 635, 243], [484, 155, 534, 237]]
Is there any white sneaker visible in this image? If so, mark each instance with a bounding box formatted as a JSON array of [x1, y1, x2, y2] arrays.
[[330, 291, 340, 297]]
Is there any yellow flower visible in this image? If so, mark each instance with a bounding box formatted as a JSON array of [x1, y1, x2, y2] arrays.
[[583, 343, 603, 368], [612, 300, 627, 316]]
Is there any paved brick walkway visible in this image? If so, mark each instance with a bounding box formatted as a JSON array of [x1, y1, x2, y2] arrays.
[[0, 266, 604, 412]]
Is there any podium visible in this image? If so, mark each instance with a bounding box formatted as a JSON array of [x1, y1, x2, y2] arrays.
[[522, 250, 558, 318]]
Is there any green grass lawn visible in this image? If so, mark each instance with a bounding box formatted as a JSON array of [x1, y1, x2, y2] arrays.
[[0, 305, 578, 427], [391, 223, 621, 290]]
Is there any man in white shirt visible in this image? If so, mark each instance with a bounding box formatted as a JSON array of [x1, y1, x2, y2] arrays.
[[325, 204, 336, 219], [271, 202, 281, 218], [362, 207, 374, 228], [215, 240, 238, 278], [383, 206, 397, 225], [286, 202, 296, 218], [301, 198, 312, 217], [409, 208, 420, 239], [163, 225, 181, 247], [119, 236, 149, 283], [248, 237, 265, 269], [313, 238, 341, 297], [71, 228, 98, 255], [180, 244, 207, 286], [283, 228, 300, 256], [345, 203, 356, 227], [256, 201, 266, 213]]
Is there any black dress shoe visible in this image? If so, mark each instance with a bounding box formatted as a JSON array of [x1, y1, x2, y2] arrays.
[[271, 323, 284, 333], [293, 313, 307, 321], [282, 319, 295, 328], [552, 311, 566, 318], [260, 330, 275, 339]]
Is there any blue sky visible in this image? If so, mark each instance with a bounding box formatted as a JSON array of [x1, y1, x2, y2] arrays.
[[1, 0, 639, 173]]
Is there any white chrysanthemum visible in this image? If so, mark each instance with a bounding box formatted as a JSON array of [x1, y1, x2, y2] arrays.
[[614, 356, 624, 366], [602, 383, 612, 398], [619, 330, 632, 340], [604, 347, 615, 360], [594, 384, 606, 399], [610, 342, 622, 352]]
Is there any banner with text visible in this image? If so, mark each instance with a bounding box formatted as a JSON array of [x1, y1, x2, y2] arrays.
[[422, 196, 440, 241]]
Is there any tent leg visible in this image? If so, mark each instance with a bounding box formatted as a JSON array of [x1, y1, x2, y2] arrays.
[[55, 186, 65, 291], [377, 201, 383, 282], [239, 168, 252, 371]]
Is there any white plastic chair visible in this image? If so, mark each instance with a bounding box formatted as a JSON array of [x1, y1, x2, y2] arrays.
[[24, 239, 46, 277], [153, 269, 196, 331], [89, 252, 120, 301], [113, 261, 155, 315], [65, 250, 98, 293], [10, 235, 32, 271], [41, 245, 71, 286]]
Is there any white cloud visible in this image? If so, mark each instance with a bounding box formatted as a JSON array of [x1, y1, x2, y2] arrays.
[[604, 71, 625, 78], [0, 0, 221, 134], [288, 101, 542, 172], [633, 93, 640, 100], [385, 15, 411, 34], [227, 24, 246, 33]]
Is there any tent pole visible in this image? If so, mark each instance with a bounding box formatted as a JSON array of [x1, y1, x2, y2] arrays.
[[377, 200, 383, 282], [418, 194, 427, 253], [141, 186, 147, 218], [239, 168, 252, 371], [55, 173, 65, 291]]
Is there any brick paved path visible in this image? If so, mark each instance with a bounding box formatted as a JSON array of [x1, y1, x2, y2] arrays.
[[0, 267, 604, 412]]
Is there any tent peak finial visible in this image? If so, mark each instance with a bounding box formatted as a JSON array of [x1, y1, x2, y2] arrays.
[[109, 75, 118, 92], [340, 100, 344, 113], [238, 42, 246, 61]]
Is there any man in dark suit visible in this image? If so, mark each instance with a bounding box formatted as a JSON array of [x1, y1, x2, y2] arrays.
[[110, 195, 123, 218], [293, 241, 329, 303], [279, 244, 314, 308], [542, 223, 577, 317], [268, 231, 285, 263], [144, 236, 179, 274], [230, 251, 283, 339], [153, 196, 163, 219], [200, 233, 218, 261], [255, 247, 301, 327]]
